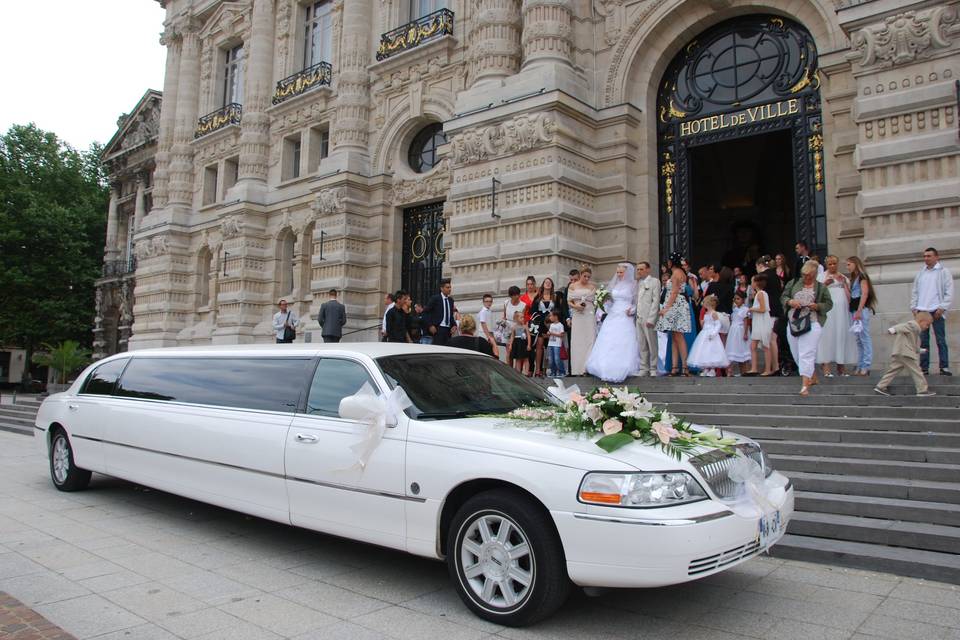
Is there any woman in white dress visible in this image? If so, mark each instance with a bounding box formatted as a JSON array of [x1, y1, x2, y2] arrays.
[[585, 263, 641, 383], [747, 272, 774, 376], [567, 268, 597, 376], [688, 295, 730, 376], [816, 255, 857, 376]]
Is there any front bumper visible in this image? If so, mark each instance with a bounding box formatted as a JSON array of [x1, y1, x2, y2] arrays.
[[553, 471, 794, 588]]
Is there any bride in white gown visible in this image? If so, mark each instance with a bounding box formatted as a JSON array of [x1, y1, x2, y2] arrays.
[[585, 263, 641, 383]]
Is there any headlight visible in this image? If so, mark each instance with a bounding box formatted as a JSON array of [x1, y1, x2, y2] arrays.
[[578, 472, 707, 508]]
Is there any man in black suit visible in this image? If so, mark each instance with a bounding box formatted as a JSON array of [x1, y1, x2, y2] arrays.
[[423, 279, 456, 346], [317, 289, 347, 343]]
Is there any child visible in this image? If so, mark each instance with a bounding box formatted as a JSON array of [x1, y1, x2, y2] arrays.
[[726, 292, 752, 375], [509, 311, 529, 375], [875, 312, 936, 397], [546, 311, 566, 377], [747, 273, 774, 376], [688, 295, 730, 376]]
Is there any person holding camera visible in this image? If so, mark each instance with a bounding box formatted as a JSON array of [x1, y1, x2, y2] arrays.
[[272, 299, 299, 344]]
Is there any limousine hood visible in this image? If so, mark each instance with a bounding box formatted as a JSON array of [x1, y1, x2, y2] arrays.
[[407, 416, 741, 473]]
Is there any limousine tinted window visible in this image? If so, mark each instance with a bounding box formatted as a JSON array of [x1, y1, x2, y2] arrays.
[[305, 358, 376, 417], [115, 357, 312, 413], [80, 358, 128, 396]]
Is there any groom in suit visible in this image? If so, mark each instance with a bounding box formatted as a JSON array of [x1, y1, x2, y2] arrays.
[[635, 261, 661, 376], [424, 279, 456, 346]]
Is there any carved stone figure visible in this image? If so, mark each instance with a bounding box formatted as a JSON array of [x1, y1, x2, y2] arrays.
[[313, 187, 346, 216], [220, 215, 245, 238], [852, 6, 959, 67], [449, 113, 558, 165]]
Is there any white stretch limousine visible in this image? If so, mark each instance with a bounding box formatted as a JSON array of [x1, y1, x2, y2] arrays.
[[35, 344, 792, 625]]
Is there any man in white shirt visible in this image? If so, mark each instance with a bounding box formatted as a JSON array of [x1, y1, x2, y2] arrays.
[[476, 293, 498, 357], [635, 261, 662, 376], [380, 293, 395, 342], [911, 247, 954, 375], [272, 299, 299, 343]]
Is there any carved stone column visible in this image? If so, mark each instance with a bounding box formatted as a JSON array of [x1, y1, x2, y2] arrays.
[[167, 21, 201, 208], [133, 176, 146, 234], [152, 24, 182, 209], [470, 0, 522, 86], [233, 0, 275, 203], [105, 186, 120, 258], [332, 0, 372, 169], [521, 0, 573, 68]]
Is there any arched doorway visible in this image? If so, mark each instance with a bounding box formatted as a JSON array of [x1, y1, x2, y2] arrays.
[[657, 15, 826, 271]]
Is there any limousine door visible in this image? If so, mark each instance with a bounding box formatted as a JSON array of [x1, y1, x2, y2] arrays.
[[286, 357, 407, 550]]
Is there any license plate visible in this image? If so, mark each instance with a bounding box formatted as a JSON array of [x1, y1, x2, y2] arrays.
[[758, 510, 784, 549]]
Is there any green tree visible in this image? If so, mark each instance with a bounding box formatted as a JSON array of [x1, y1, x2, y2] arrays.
[[0, 124, 108, 386], [32, 340, 91, 385]]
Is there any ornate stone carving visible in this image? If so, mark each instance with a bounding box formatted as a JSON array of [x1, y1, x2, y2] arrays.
[[470, 0, 522, 85], [135, 235, 169, 259], [220, 215, 246, 238], [119, 101, 161, 151], [594, 0, 625, 47], [313, 187, 346, 216], [852, 6, 959, 68], [449, 113, 558, 165], [392, 159, 451, 203]]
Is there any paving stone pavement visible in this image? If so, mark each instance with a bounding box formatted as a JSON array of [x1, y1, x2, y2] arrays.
[[2, 431, 959, 640]]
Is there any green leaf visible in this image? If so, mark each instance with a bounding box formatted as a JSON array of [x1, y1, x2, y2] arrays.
[[595, 432, 635, 453]]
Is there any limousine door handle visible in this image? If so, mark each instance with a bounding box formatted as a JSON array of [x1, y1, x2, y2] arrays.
[[295, 433, 319, 443], [67, 404, 78, 411]]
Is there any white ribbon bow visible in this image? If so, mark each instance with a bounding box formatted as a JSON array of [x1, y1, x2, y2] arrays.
[[340, 382, 412, 471], [725, 452, 777, 516], [547, 378, 581, 404]]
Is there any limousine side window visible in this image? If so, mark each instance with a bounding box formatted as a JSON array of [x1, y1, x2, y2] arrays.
[[80, 359, 128, 396], [115, 357, 312, 413], [305, 358, 377, 417]]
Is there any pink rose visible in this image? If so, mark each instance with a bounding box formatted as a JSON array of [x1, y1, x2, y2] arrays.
[[602, 418, 623, 435], [568, 392, 584, 405], [652, 421, 679, 444]]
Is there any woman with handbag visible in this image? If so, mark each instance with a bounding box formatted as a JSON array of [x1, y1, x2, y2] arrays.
[[847, 256, 877, 376], [782, 261, 833, 396]]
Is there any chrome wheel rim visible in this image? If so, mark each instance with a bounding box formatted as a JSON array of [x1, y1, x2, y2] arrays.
[[52, 436, 69, 484], [459, 513, 534, 609]]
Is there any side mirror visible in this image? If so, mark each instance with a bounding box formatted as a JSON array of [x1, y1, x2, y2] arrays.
[[338, 389, 397, 427]]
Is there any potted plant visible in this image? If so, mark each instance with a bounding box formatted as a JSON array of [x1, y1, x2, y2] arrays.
[[33, 341, 90, 394]]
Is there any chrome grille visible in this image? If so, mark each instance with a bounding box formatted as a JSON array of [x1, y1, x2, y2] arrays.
[[689, 443, 766, 499], [688, 539, 761, 575]]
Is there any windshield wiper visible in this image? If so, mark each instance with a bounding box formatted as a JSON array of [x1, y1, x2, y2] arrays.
[[414, 410, 483, 420]]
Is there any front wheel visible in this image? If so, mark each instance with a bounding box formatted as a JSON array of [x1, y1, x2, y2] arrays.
[[49, 429, 91, 492], [447, 490, 570, 626]]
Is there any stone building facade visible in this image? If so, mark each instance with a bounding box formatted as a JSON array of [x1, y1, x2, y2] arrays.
[[131, 0, 959, 362]]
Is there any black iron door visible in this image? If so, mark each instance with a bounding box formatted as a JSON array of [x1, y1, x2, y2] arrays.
[[656, 15, 827, 263], [401, 201, 445, 305]]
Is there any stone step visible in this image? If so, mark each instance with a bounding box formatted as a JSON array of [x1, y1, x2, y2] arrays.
[[772, 454, 960, 482], [662, 402, 953, 419], [795, 491, 960, 527], [684, 412, 960, 433], [0, 421, 32, 436], [642, 391, 960, 408], [736, 425, 960, 448], [787, 511, 960, 554], [0, 412, 36, 428], [786, 471, 960, 504], [762, 440, 960, 463], [0, 404, 40, 417], [770, 534, 960, 584]]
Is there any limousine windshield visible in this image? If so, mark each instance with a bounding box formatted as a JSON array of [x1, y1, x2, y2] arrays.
[[376, 353, 555, 419]]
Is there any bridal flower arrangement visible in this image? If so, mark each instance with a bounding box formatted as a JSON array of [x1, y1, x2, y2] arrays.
[[594, 286, 611, 314], [509, 385, 737, 459]]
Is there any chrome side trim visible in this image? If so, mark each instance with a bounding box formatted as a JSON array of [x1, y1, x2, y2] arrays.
[[73, 435, 425, 503], [572, 509, 733, 527]]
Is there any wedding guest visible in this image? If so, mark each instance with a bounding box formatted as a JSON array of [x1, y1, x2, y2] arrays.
[[706, 266, 735, 315], [657, 266, 693, 376], [520, 275, 537, 323], [688, 295, 730, 377], [757, 256, 785, 375], [726, 292, 752, 375], [509, 310, 530, 374], [562, 268, 580, 365], [747, 273, 774, 376], [380, 293, 395, 341], [503, 286, 527, 369], [423, 279, 456, 346], [448, 314, 495, 356], [816, 256, 857, 376], [635, 261, 661, 376], [736, 273, 750, 301], [783, 261, 833, 396], [794, 241, 824, 279], [385, 291, 412, 343], [847, 256, 877, 376], [476, 293, 498, 357], [410, 302, 426, 344], [546, 311, 566, 377], [910, 247, 953, 376], [532, 277, 565, 377], [567, 268, 597, 376], [874, 312, 936, 397]]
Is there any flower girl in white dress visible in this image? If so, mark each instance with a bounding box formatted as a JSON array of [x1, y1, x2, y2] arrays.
[[725, 291, 752, 375], [688, 295, 730, 376]]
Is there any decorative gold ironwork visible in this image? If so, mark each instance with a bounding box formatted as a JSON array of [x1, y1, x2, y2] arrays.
[[659, 98, 688, 123], [809, 131, 824, 192], [661, 154, 676, 216], [273, 61, 332, 105], [195, 103, 242, 139], [376, 8, 454, 62], [411, 232, 428, 261]]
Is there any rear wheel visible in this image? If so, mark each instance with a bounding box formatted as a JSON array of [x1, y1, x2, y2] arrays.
[[447, 489, 570, 626], [49, 429, 91, 492]]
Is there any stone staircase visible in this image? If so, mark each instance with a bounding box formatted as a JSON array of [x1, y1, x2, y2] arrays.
[[0, 394, 42, 436], [602, 373, 960, 584]]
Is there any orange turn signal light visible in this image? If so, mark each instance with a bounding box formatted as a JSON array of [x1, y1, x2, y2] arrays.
[[579, 492, 622, 504]]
